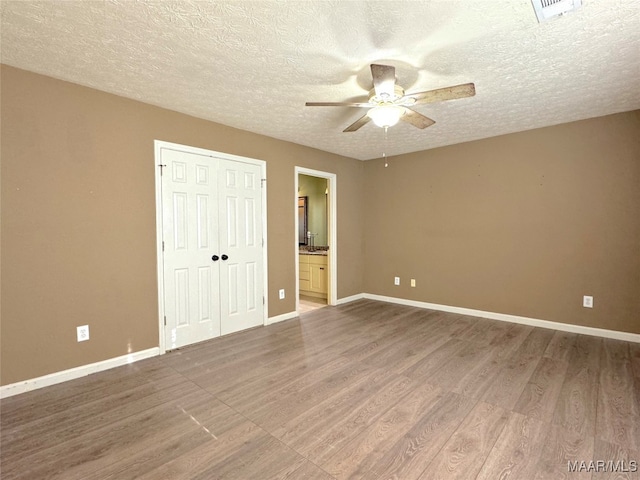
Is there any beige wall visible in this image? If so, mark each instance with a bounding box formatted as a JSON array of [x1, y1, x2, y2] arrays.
[[364, 111, 640, 334], [0, 65, 364, 385]]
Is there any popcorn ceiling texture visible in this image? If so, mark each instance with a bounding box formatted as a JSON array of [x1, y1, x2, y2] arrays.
[[1, 0, 639, 160]]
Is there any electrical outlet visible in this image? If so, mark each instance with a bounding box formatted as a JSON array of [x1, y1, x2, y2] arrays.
[[279, 289, 285, 300], [411, 279, 416, 287], [394, 277, 400, 286], [77, 325, 90, 342], [583, 295, 593, 308]]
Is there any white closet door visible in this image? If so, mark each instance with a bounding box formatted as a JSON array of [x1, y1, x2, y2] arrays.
[[218, 158, 265, 335], [160, 147, 266, 349], [161, 148, 221, 350]]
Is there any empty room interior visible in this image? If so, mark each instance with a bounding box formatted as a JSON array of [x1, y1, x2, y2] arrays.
[[1, 1, 639, 479]]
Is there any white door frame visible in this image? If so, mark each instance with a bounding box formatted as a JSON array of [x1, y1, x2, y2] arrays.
[[154, 140, 268, 354], [294, 167, 337, 312]]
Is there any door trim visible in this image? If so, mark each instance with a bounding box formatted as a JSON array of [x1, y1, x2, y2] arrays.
[[154, 140, 268, 354], [294, 167, 337, 312]]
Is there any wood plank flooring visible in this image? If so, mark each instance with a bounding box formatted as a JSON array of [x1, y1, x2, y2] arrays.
[[1, 299, 639, 479]]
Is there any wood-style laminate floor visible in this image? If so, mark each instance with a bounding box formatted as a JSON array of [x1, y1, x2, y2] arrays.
[[299, 295, 328, 314], [2, 300, 639, 479]]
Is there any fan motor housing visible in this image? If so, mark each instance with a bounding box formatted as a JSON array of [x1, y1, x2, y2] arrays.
[[369, 85, 406, 104]]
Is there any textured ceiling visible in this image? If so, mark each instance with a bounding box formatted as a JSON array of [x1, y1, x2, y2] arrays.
[[1, 0, 639, 160]]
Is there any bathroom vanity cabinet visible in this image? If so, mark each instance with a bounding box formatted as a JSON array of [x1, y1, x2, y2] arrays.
[[299, 253, 327, 298]]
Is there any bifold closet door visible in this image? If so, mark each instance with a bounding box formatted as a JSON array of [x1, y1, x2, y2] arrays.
[[161, 148, 264, 349]]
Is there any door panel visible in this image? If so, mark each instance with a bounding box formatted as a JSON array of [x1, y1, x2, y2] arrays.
[[174, 268, 189, 326], [196, 194, 210, 249], [197, 266, 212, 322], [218, 159, 264, 335], [162, 148, 221, 349]]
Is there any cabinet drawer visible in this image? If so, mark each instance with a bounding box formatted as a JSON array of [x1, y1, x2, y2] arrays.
[[299, 279, 310, 291], [308, 255, 327, 265], [299, 263, 310, 273], [299, 270, 310, 281]]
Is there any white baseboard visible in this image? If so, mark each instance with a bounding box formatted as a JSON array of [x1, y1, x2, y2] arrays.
[[267, 311, 298, 325], [361, 293, 640, 344], [0, 347, 160, 399], [336, 293, 366, 305]]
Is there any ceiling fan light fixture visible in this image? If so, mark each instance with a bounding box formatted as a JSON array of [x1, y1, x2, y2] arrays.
[[367, 105, 404, 128], [306, 63, 472, 132]]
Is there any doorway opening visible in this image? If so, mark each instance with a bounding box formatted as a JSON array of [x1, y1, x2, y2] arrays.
[[294, 167, 337, 314]]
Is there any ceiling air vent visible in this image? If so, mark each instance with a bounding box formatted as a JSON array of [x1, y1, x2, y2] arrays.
[[531, 0, 582, 22]]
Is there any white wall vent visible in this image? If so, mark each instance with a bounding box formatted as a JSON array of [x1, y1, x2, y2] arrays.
[[531, 0, 582, 22]]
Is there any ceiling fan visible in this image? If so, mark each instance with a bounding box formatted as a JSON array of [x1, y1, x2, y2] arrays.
[[306, 64, 475, 132]]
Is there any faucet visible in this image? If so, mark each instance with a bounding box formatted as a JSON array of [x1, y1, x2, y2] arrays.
[[307, 232, 317, 251]]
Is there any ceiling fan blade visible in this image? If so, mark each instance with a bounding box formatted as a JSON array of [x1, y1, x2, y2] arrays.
[[399, 108, 436, 129], [408, 83, 476, 105], [305, 101, 371, 107], [371, 64, 396, 99], [343, 114, 372, 132]]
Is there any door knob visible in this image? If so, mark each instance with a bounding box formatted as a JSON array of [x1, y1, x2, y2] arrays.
[[221, 254, 229, 261], [211, 255, 219, 261]]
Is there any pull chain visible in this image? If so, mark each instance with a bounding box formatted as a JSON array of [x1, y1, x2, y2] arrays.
[[383, 126, 389, 167]]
